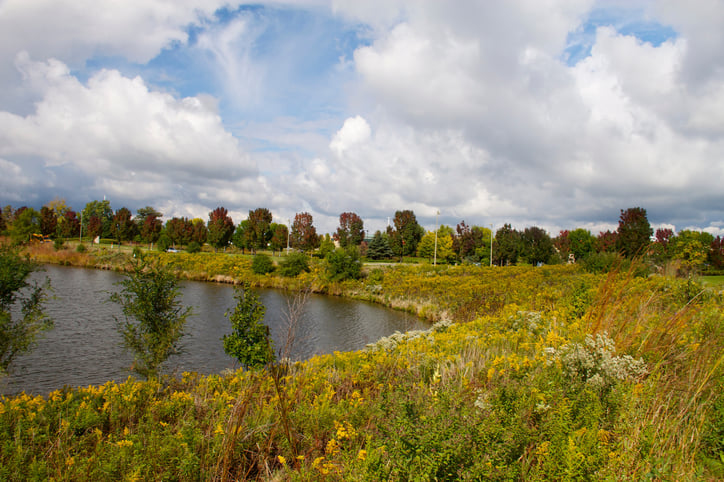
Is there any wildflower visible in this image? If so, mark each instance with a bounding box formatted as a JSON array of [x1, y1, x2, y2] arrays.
[[277, 455, 287, 466], [326, 438, 340, 455], [357, 449, 367, 461]]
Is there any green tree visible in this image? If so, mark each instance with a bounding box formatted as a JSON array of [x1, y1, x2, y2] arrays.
[[568, 228, 595, 261], [417, 227, 454, 263], [82, 200, 114, 239], [672, 230, 714, 273], [232, 220, 250, 252], [140, 212, 162, 248], [521, 226, 554, 265], [494, 224, 522, 266], [391, 210, 425, 258], [616, 207, 653, 258], [207, 207, 234, 252], [223, 282, 275, 369], [0, 245, 53, 376], [110, 256, 191, 379], [57, 210, 80, 239], [8, 207, 40, 244], [366, 230, 394, 260], [319, 233, 336, 258]]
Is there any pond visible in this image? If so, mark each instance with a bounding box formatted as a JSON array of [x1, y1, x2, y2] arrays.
[[2, 264, 426, 395]]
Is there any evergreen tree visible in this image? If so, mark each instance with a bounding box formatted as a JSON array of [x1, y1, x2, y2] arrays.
[[366, 230, 394, 260]]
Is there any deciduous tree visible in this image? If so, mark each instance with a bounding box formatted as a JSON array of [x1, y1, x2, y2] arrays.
[[246, 208, 273, 253], [0, 245, 53, 377], [616, 207, 652, 257], [111, 256, 191, 379], [39, 206, 57, 237], [290, 212, 318, 252], [494, 224, 521, 266], [521, 226, 554, 265], [568, 228, 595, 261], [223, 282, 274, 369], [111, 207, 136, 243], [334, 212, 365, 247], [82, 200, 114, 239], [207, 207, 234, 252], [392, 210, 424, 257]]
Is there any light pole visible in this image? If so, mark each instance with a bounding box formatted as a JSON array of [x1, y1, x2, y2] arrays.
[[490, 223, 494, 267], [286, 218, 290, 254], [433, 210, 440, 266], [79, 210, 83, 245]]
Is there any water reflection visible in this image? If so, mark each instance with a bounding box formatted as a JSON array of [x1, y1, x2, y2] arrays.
[[2, 264, 426, 395]]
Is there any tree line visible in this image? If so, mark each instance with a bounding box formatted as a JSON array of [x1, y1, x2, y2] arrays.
[[2, 200, 723, 273]]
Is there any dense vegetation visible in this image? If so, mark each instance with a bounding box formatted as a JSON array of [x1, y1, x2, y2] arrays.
[[1, 245, 723, 480]]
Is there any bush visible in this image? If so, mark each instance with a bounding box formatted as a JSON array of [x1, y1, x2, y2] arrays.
[[326, 247, 362, 281], [186, 241, 201, 253], [252, 254, 275, 275], [53, 238, 65, 251], [157, 234, 172, 252], [76, 243, 86, 253], [279, 252, 310, 277]]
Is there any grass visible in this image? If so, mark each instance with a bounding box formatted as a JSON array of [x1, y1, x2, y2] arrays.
[[700, 275, 724, 287], [1, 246, 723, 479]]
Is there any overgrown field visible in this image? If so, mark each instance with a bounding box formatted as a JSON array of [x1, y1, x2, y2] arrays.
[[2, 250, 723, 480]]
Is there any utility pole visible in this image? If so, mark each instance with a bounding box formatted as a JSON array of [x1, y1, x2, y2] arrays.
[[490, 223, 494, 267], [433, 210, 440, 266]]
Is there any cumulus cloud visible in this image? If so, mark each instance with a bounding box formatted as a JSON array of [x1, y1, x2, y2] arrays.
[[0, 54, 262, 219]]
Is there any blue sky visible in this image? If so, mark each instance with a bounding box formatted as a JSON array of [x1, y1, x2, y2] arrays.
[[1, 1, 723, 236]]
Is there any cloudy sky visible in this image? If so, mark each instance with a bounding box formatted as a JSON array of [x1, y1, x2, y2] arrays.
[[1, 0, 723, 236]]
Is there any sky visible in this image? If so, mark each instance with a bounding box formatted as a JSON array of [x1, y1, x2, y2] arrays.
[[1, 0, 724, 237]]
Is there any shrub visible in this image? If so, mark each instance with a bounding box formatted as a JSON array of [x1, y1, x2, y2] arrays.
[[186, 241, 201, 253], [223, 282, 274, 368], [279, 252, 310, 277], [157, 234, 172, 252], [325, 247, 362, 281], [76, 243, 86, 253], [53, 238, 65, 251], [252, 254, 275, 275]]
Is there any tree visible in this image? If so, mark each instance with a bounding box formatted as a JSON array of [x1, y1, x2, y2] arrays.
[[568, 228, 595, 261], [246, 208, 273, 253], [110, 256, 191, 379], [252, 254, 275, 275], [616, 207, 652, 258], [189, 218, 208, 245], [140, 213, 162, 247], [417, 227, 454, 263], [452, 221, 486, 262], [111, 207, 136, 244], [57, 210, 80, 239], [334, 212, 365, 247], [709, 236, 724, 271], [391, 210, 425, 258], [319, 234, 336, 258], [269, 223, 288, 255], [207, 207, 234, 252], [521, 226, 554, 265], [134, 206, 163, 227], [290, 212, 319, 252], [39, 206, 57, 237], [494, 224, 522, 266], [8, 207, 40, 244], [223, 282, 275, 369], [232, 220, 250, 252], [82, 200, 114, 239], [596, 230, 618, 253], [672, 230, 714, 273], [0, 245, 53, 376], [366, 230, 394, 260]]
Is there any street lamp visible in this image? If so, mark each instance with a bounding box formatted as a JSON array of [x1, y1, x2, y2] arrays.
[[433, 210, 440, 266], [286, 218, 290, 254]]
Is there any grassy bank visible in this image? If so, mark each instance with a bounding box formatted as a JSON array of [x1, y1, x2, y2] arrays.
[[1, 245, 723, 480]]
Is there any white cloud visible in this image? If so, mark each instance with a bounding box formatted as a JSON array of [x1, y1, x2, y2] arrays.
[[329, 115, 371, 156], [0, 54, 263, 218]]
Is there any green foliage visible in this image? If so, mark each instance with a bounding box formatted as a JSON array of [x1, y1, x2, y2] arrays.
[[186, 241, 201, 254], [207, 207, 234, 252], [53, 238, 65, 251], [0, 245, 52, 376], [110, 256, 191, 379], [318, 234, 336, 258], [366, 230, 394, 260], [76, 243, 87, 253], [251, 254, 275, 275], [8, 207, 40, 244], [223, 282, 274, 368], [325, 247, 362, 281], [157, 234, 172, 252], [569, 228, 596, 261], [279, 252, 310, 277]]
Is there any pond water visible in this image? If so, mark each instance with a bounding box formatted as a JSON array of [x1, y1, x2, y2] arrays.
[[2, 264, 426, 395]]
